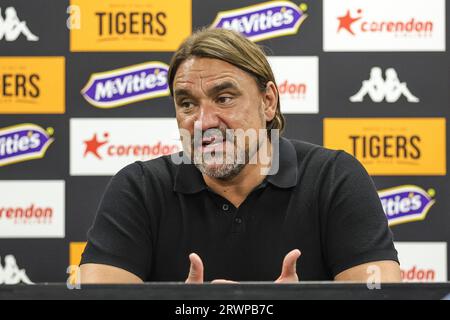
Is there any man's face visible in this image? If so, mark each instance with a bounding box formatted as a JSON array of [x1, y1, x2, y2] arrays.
[[173, 57, 272, 179]]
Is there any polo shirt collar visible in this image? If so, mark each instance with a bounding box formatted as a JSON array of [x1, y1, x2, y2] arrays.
[[266, 137, 298, 188], [173, 137, 298, 194], [173, 154, 208, 194]]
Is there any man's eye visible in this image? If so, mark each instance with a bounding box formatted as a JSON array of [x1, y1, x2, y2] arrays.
[[180, 101, 194, 109], [217, 96, 232, 104]]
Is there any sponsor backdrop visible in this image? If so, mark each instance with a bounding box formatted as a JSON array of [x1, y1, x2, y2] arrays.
[[0, 0, 448, 283]]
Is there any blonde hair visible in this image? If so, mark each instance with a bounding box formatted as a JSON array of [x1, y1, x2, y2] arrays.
[[168, 28, 285, 135]]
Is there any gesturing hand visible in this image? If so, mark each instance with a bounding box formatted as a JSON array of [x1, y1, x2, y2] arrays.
[[185, 253, 204, 283], [275, 249, 301, 283], [185, 249, 301, 283]]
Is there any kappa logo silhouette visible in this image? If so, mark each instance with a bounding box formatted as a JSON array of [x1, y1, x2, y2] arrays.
[[350, 67, 419, 103], [0, 255, 34, 285], [378, 185, 436, 226], [81, 62, 169, 108], [210, 1, 308, 42], [0, 7, 39, 42]]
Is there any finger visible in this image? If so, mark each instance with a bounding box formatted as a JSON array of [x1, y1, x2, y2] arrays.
[[185, 253, 204, 283], [276, 249, 301, 283], [211, 279, 239, 284]]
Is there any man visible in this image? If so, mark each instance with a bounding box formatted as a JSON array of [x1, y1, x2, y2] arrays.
[[80, 28, 401, 283]]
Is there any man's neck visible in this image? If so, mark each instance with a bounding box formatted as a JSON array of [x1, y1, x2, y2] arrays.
[[203, 140, 272, 208]]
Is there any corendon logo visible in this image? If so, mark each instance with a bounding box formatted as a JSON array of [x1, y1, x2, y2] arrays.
[[0, 204, 53, 224], [267, 56, 318, 114], [83, 132, 179, 160], [210, 1, 308, 42], [278, 80, 307, 99], [0, 181, 64, 238], [71, 118, 182, 175], [400, 266, 436, 282], [395, 242, 447, 282], [337, 9, 433, 36]]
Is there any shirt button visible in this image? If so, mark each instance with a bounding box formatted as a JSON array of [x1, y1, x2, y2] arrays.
[[222, 204, 229, 211], [234, 217, 243, 224]]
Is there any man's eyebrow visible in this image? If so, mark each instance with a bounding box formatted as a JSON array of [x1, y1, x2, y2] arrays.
[[173, 88, 192, 99], [173, 81, 240, 99], [207, 81, 240, 97]]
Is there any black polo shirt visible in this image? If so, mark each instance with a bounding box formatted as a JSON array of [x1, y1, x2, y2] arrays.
[[81, 137, 398, 281]]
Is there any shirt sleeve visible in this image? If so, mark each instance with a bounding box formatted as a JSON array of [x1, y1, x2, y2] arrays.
[[319, 151, 399, 278], [80, 162, 152, 281]]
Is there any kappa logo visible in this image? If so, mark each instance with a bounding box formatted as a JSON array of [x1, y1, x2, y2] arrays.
[[0, 7, 39, 42], [210, 1, 308, 42], [0, 255, 34, 285], [0, 124, 54, 167], [378, 185, 436, 226], [337, 8, 433, 36], [350, 67, 419, 103], [81, 61, 169, 108]]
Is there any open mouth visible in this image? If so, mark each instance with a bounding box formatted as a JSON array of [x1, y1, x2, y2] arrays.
[[198, 136, 226, 153]]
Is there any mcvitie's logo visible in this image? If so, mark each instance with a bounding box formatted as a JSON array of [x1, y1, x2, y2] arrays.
[[210, 1, 308, 42], [81, 62, 169, 108], [0, 124, 54, 167], [378, 185, 436, 226]]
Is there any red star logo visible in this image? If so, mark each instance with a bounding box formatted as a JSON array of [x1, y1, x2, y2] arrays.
[[83, 133, 109, 159], [337, 9, 362, 35]]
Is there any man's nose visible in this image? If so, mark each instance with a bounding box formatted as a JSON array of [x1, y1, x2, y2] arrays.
[[196, 101, 220, 131]]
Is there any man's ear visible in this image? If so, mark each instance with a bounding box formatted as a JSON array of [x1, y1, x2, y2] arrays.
[[262, 81, 278, 122]]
